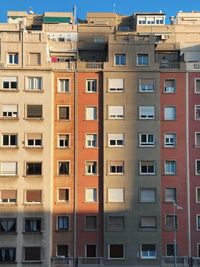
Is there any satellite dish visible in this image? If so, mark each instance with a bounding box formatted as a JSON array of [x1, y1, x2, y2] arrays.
[[28, 7, 34, 14]]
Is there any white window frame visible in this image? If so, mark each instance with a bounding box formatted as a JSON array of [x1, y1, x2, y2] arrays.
[[85, 106, 97, 120], [140, 188, 156, 203], [108, 106, 124, 119], [164, 133, 176, 147], [195, 105, 200, 120], [140, 244, 156, 259], [196, 187, 200, 203], [114, 54, 126, 66], [58, 134, 70, 148], [108, 161, 124, 175], [108, 244, 125, 259], [57, 188, 70, 203], [108, 133, 124, 147], [139, 78, 154, 92], [164, 161, 176, 175], [85, 188, 97, 202], [139, 133, 155, 147], [57, 215, 70, 231], [1, 133, 18, 147], [108, 188, 124, 203], [2, 104, 18, 118], [108, 79, 124, 92], [25, 133, 42, 148], [164, 79, 176, 93], [195, 132, 200, 147], [85, 134, 97, 148], [58, 105, 70, 120], [195, 78, 200, 94], [195, 160, 200, 175], [86, 79, 97, 93], [137, 54, 149, 66], [164, 106, 176, 120], [2, 77, 18, 90], [0, 162, 17, 176], [164, 188, 177, 202], [27, 77, 42, 91], [85, 161, 97, 175], [139, 161, 155, 175], [58, 161, 70, 176], [196, 214, 200, 231], [58, 78, 70, 93], [7, 53, 18, 64], [139, 106, 155, 119]]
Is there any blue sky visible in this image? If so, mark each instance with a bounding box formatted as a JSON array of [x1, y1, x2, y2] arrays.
[[1, 0, 200, 22]]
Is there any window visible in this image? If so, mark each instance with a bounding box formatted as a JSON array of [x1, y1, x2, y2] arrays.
[[166, 215, 177, 230], [25, 190, 42, 203], [58, 161, 70, 175], [58, 134, 69, 148], [137, 54, 149, 66], [195, 133, 200, 147], [165, 188, 177, 202], [108, 133, 124, 147], [57, 216, 69, 230], [0, 248, 16, 263], [196, 188, 200, 203], [2, 104, 18, 118], [196, 215, 200, 230], [85, 134, 97, 148], [164, 133, 176, 147], [58, 79, 70, 93], [198, 244, 200, 257], [58, 106, 70, 120], [109, 161, 124, 175], [108, 188, 124, 203], [86, 79, 97, 92], [27, 77, 42, 91], [86, 245, 97, 257], [164, 161, 176, 175], [115, 54, 126, 65], [85, 216, 97, 231], [58, 189, 69, 202], [196, 160, 200, 175], [8, 53, 18, 64], [0, 190, 17, 203], [0, 218, 16, 232], [26, 105, 43, 119], [26, 133, 42, 147], [139, 106, 155, 119], [26, 162, 42, 176], [0, 162, 17, 176], [108, 106, 124, 119], [164, 79, 176, 93], [140, 161, 155, 175], [139, 133, 155, 147], [166, 244, 176, 257], [85, 188, 97, 202], [108, 244, 124, 259], [195, 79, 200, 93], [2, 134, 17, 147], [140, 244, 156, 259], [139, 78, 154, 92], [164, 106, 176, 120], [108, 216, 124, 231], [2, 77, 18, 90], [25, 218, 41, 232], [29, 53, 41, 66], [86, 107, 97, 120], [86, 161, 97, 175], [57, 245, 68, 258], [195, 105, 200, 120], [140, 188, 156, 203], [140, 216, 156, 229], [24, 247, 41, 262], [108, 79, 124, 92]]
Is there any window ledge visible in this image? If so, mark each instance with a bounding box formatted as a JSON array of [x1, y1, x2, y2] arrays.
[[22, 231, 43, 234], [0, 261, 17, 264], [55, 201, 70, 205], [0, 203, 17, 206], [57, 147, 70, 149], [57, 174, 70, 177], [23, 203, 42, 206], [0, 175, 18, 178], [23, 175, 43, 178], [0, 232, 17, 235], [0, 89, 19, 92], [24, 146, 43, 149], [0, 146, 19, 149], [0, 117, 19, 120], [55, 229, 70, 232], [22, 260, 42, 264], [23, 90, 44, 93], [24, 118, 44, 121]]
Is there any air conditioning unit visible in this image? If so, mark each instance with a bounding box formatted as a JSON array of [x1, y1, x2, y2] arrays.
[[161, 34, 169, 40]]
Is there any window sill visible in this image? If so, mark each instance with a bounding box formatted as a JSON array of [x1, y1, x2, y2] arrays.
[[22, 260, 42, 264], [0, 232, 17, 235], [57, 174, 70, 177], [0, 175, 18, 178], [57, 146, 70, 149], [55, 229, 71, 232], [0, 117, 19, 120], [23, 175, 43, 178], [23, 203, 42, 206], [139, 257, 157, 260], [0, 146, 19, 149], [0, 203, 17, 206], [55, 201, 70, 205], [0, 261, 17, 264], [23, 90, 44, 93], [24, 118, 44, 121], [24, 146, 43, 149], [0, 89, 19, 92], [22, 231, 43, 234]]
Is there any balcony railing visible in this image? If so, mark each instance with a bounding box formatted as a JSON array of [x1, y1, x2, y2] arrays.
[[78, 257, 103, 266], [162, 256, 188, 265], [51, 257, 74, 266], [159, 61, 180, 69]]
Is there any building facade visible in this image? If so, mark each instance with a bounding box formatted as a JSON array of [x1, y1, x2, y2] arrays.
[[0, 8, 200, 267]]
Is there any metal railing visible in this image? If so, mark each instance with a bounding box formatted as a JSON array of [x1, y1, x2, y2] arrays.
[[51, 257, 74, 266]]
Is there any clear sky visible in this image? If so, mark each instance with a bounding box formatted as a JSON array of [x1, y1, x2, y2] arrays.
[[1, 0, 200, 23]]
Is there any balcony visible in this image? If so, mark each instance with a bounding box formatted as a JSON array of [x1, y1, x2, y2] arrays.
[[162, 256, 188, 266], [77, 61, 103, 70], [159, 60, 180, 69], [51, 257, 74, 267], [77, 258, 103, 267]]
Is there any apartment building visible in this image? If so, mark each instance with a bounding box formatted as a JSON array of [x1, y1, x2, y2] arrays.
[[0, 8, 200, 267]]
